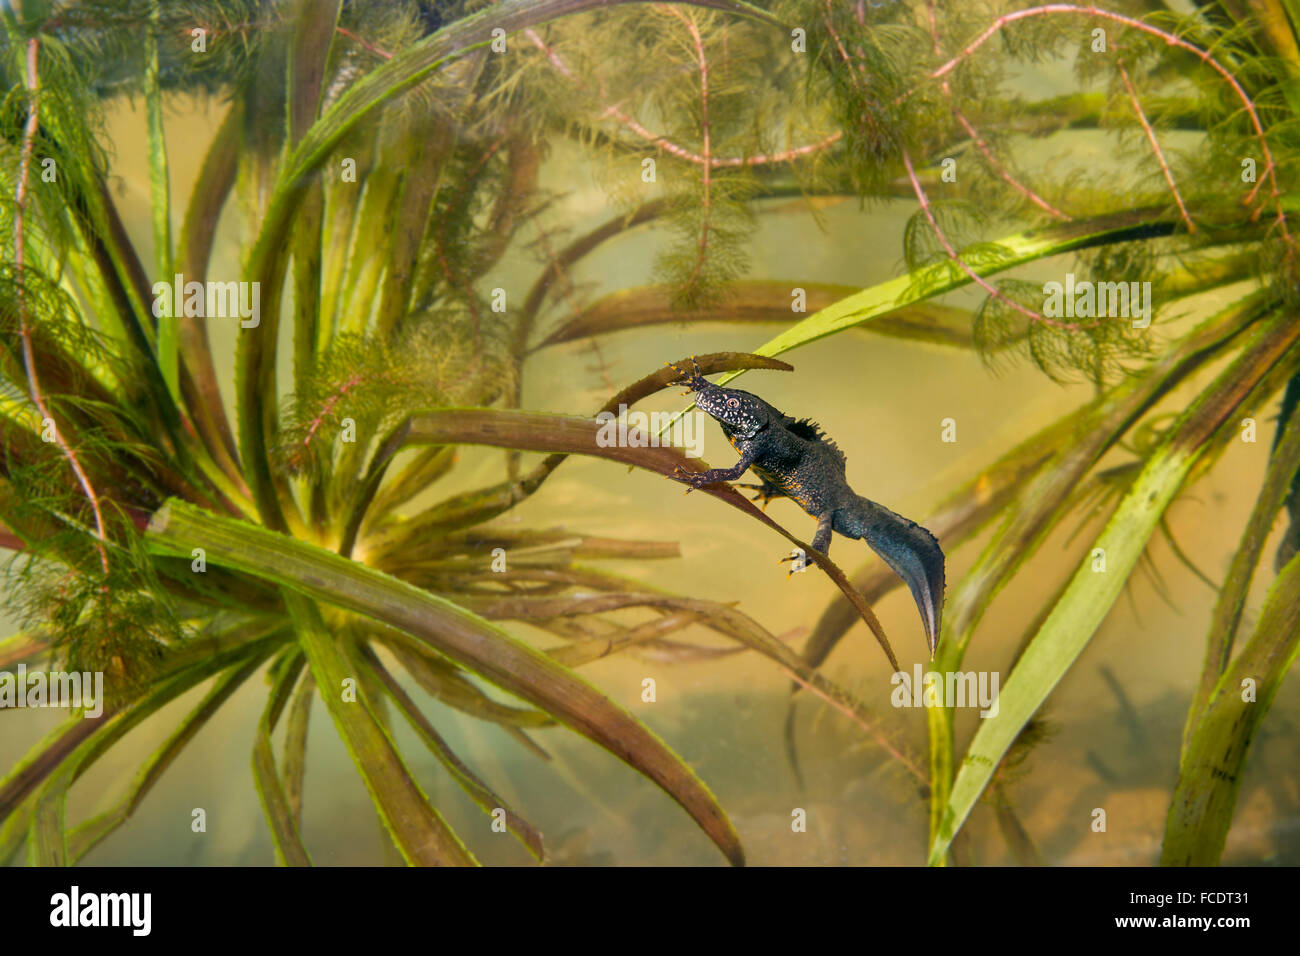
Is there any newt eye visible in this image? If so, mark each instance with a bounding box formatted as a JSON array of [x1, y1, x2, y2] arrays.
[[726, 398, 739, 408]]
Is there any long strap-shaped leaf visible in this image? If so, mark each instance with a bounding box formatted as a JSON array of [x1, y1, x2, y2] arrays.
[[538, 281, 979, 350], [351, 641, 547, 862], [282, 670, 315, 828], [0, 620, 282, 836], [1162, 546, 1300, 864], [284, 593, 477, 866], [660, 212, 1182, 417], [363, 406, 900, 669], [926, 310, 1300, 866], [925, 294, 1266, 849], [1181, 397, 1300, 752], [146, 501, 746, 866], [69, 653, 268, 863], [237, 0, 777, 532], [28, 637, 282, 865], [1164, 405, 1300, 863], [251, 650, 314, 866], [144, 0, 175, 399]]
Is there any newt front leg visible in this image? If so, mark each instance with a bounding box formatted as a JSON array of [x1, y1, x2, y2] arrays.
[[669, 447, 757, 492]]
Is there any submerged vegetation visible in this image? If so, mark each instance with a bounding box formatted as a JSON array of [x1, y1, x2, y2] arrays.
[[0, 0, 1297, 865]]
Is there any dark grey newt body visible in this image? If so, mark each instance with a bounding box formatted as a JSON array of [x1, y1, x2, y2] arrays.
[[668, 359, 946, 658]]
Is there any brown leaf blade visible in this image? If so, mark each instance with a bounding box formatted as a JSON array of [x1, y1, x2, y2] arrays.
[[146, 501, 745, 866], [391, 407, 901, 669]]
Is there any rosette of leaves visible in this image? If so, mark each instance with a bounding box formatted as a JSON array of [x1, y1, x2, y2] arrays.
[[4, 0, 1298, 871], [0, 0, 890, 868]]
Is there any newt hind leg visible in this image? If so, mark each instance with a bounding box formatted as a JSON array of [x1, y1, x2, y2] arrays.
[[810, 513, 833, 554], [780, 512, 833, 576], [735, 476, 788, 510]]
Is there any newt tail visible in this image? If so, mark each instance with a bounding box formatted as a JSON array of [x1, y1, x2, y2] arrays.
[[667, 357, 946, 658]]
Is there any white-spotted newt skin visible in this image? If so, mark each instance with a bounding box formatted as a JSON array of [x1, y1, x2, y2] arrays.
[[668, 358, 946, 658]]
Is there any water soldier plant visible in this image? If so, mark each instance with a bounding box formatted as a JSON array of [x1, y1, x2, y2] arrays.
[[0, 0, 893, 868], [0, 0, 1297, 866]]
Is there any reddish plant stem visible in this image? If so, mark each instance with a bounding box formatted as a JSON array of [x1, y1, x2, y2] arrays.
[[44, 13, 273, 47], [532, 225, 582, 318], [660, 5, 713, 293], [822, 0, 898, 158], [952, 108, 1071, 220], [433, 136, 506, 342], [531, 221, 588, 337], [784, 665, 926, 785], [13, 38, 110, 575], [915, 4, 1288, 244], [300, 372, 366, 454], [823, 0, 866, 85], [534, 223, 615, 391], [524, 27, 841, 169], [1117, 57, 1195, 234], [715, 134, 844, 167], [924, 0, 1069, 221], [901, 150, 1085, 333], [335, 25, 393, 60]]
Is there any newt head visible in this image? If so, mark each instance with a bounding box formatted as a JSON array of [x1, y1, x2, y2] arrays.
[[667, 356, 774, 440]]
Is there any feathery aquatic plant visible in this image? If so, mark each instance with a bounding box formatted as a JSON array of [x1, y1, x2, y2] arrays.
[[2, 0, 1299, 867]]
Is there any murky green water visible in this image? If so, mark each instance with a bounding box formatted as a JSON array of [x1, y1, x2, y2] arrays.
[[4, 12, 1298, 866]]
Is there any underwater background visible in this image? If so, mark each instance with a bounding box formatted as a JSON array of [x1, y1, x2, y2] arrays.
[[1, 0, 1298, 866]]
